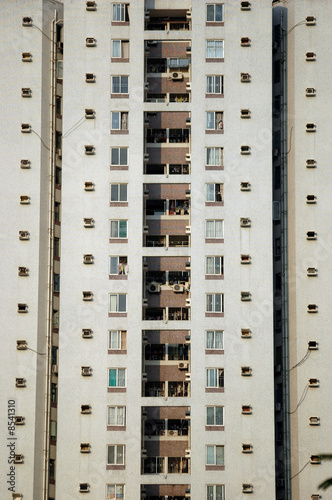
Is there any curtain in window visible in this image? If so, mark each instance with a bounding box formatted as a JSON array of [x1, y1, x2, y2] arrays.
[[214, 257, 221, 274], [215, 112, 223, 129], [111, 184, 119, 201], [215, 330, 223, 348], [206, 221, 214, 238], [121, 112, 128, 130], [215, 40, 223, 58], [108, 446, 115, 464], [206, 40, 215, 58], [206, 184, 215, 201], [120, 184, 127, 201], [116, 445, 124, 464], [214, 147, 221, 165], [117, 407, 125, 425], [109, 369, 117, 386], [215, 5, 223, 21], [206, 76, 213, 93], [206, 4, 215, 22], [216, 446, 224, 465], [206, 368, 216, 387], [206, 485, 214, 500], [206, 112, 214, 130], [215, 220, 223, 238], [108, 406, 116, 425], [122, 41, 129, 58], [206, 330, 214, 348], [206, 294, 213, 311], [119, 221, 127, 238], [110, 331, 119, 349], [206, 257, 215, 274], [120, 76, 128, 93], [214, 294, 222, 312], [215, 76, 221, 93], [206, 406, 215, 425], [112, 40, 121, 58], [118, 369, 125, 386], [110, 257, 118, 274]]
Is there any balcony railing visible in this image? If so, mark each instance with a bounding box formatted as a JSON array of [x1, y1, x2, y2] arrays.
[[142, 457, 190, 474], [146, 93, 190, 103], [143, 381, 190, 397], [143, 307, 190, 321], [146, 129, 189, 144], [145, 236, 190, 247], [145, 343, 189, 361], [144, 419, 189, 437], [146, 21, 190, 31], [144, 164, 190, 175]]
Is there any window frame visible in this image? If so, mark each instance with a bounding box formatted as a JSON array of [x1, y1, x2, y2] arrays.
[[206, 368, 224, 388], [206, 445, 225, 466], [107, 444, 125, 465], [110, 256, 128, 275], [206, 75, 224, 95], [111, 111, 129, 131], [112, 3, 129, 22], [111, 147, 128, 166], [206, 3, 224, 23], [112, 39, 129, 59], [108, 368, 126, 388], [206, 406, 224, 426], [206, 112, 223, 131], [106, 484, 125, 499], [111, 76, 129, 95], [110, 220, 128, 239], [206, 40, 224, 59], [205, 184, 223, 203], [206, 147, 223, 166], [108, 330, 126, 350], [205, 220, 224, 239], [206, 293, 224, 313], [110, 183, 128, 202], [107, 406, 126, 426], [206, 330, 224, 350], [206, 256, 223, 275], [206, 484, 225, 500], [109, 293, 127, 313]]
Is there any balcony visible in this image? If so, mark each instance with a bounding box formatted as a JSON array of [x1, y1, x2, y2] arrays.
[[144, 164, 190, 175], [146, 199, 189, 217], [141, 484, 190, 500], [146, 129, 189, 144], [145, 343, 189, 361], [142, 457, 190, 474], [143, 307, 189, 321], [145, 10, 191, 31], [143, 381, 190, 397], [143, 419, 189, 438]]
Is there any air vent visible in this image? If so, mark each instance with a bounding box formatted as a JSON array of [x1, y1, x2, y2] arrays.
[[306, 88, 316, 96], [306, 52, 316, 61], [186, 82, 192, 91], [85, 108, 95, 119], [185, 189, 191, 197], [241, 254, 251, 264], [21, 123, 31, 133], [17, 303, 28, 313], [83, 254, 93, 264], [306, 16, 316, 26], [310, 455, 321, 464], [84, 182, 94, 191], [241, 1, 251, 9], [81, 366, 92, 376], [81, 404, 92, 414], [241, 145, 251, 155], [82, 329, 93, 338], [241, 291, 251, 301], [86, 37, 96, 47], [85, 73, 95, 83], [306, 195, 316, 204], [20, 159, 30, 169], [185, 154, 192, 162], [186, 226, 191, 234], [82, 291, 93, 301], [22, 52, 32, 62], [14, 454, 24, 464], [241, 73, 250, 82], [311, 495, 320, 500], [22, 17, 33, 26], [19, 231, 29, 240], [16, 340, 27, 350], [12, 492, 23, 499], [86, 0, 96, 10], [18, 267, 28, 276], [21, 88, 32, 97]]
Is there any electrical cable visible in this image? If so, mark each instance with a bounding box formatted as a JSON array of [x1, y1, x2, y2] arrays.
[[287, 383, 309, 414]]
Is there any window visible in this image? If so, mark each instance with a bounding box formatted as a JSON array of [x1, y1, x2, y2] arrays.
[[206, 40, 224, 59], [109, 330, 127, 350], [110, 184, 127, 202], [108, 368, 126, 387], [112, 40, 129, 59], [207, 4, 224, 22], [206, 406, 224, 426], [50, 420, 57, 441], [53, 273, 60, 292], [107, 445, 125, 465], [111, 76, 129, 94], [206, 148, 223, 166], [206, 220, 224, 239], [111, 148, 128, 166], [109, 294, 127, 312], [206, 112, 223, 130], [49, 459, 55, 480], [206, 76, 224, 95], [206, 368, 224, 388], [111, 112, 128, 130], [206, 185, 223, 202], [107, 484, 125, 499], [110, 220, 128, 239], [206, 257, 223, 275], [206, 330, 224, 349], [107, 406, 126, 426], [112, 3, 129, 22], [110, 256, 128, 275], [51, 383, 57, 403], [206, 294, 224, 313], [206, 485, 225, 500], [206, 445, 224, 466]]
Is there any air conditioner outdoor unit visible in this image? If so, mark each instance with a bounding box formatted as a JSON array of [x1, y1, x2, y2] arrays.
[[179, 362, 188, 370], [21, 88, 32, 97], [20, 159, 30, 168], [79, 483, 90, 492], [22, 17, 33, 26], [168, 430, 178, 436], [308, 341, 318, 350], [241, 73, 250, 82], [14, 454, 24, 464], [186, 226, 191, 234], [81, 366, 92, 376], [15, 378, 25, 388], [14, 416, 25, 425], [82, 329, 93, 338], [186, 82, 192, 91], [147, 40, 157, 46], [148, 282, 161, 293], [83, 254, 93, 264], [185, 449, 191, 458], [172, 72, 183, 80], [306, 87, 316, 96], [16, 340, 27, 350], [173, 284, 184, 293], [52, 365, 58, 375], [240, 218, 251, 227]]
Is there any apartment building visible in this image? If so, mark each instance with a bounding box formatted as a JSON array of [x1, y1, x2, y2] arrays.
[[0, 1, 63, 499], [273, 2, 332, 500], [55, 1, 275, 499]]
